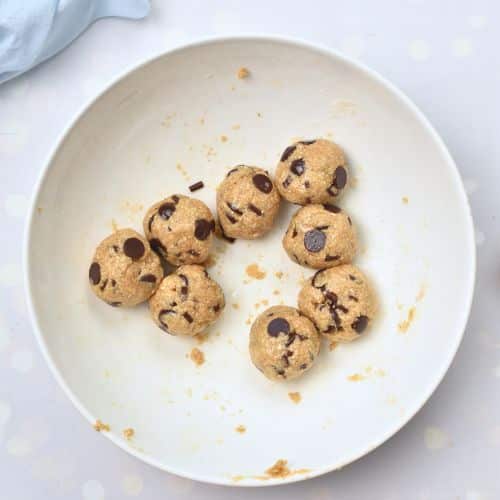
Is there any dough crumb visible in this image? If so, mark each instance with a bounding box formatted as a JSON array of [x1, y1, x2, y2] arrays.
[[123, 428, 134, 440], [195, 333, 208, 344], [402, 196, 409, 204], [266, 459, 290, 478], [274, 271, 284, 280], [94, 420, 110, 432], [231, 124, 240, 130], [416, 284, 426, 302], [235, 425, 246, 434], [398, 306, 416, 333], [329, 341, 339, 351], [37, 206, 43, 214], [190, 348, 205, 366], [246, 263, 266, 280], [237, 67, 250, 79], [176, 162, 190, 181], [111, 219, 119, 232], [347, 373, 366, 382], [288, 392, 302, 404], [232, 303, 240, 310], [220, 135, 228, 142], [273, 289, 280, 295]]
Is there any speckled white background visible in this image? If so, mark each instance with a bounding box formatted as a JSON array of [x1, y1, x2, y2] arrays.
[[0, 1, 498, 498]]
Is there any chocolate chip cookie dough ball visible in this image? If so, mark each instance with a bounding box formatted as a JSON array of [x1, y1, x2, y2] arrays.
[[149, 265, 225, 336], [298, 265, 376, 342], [283, 204, 357, 269], [88, 229, 163, 307], [216, 166, 280, 239], [249, 305, 321, 381], [275, 139, 348, 205], [144, 194, 215, 266]]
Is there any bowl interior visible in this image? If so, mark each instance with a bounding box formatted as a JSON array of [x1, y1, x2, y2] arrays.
[[27, 38, 474, 485]]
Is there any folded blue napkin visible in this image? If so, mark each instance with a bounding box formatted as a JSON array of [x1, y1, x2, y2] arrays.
[[0, 0, 150, 84]]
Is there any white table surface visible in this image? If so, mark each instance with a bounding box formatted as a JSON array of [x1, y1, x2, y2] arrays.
[[1, 1, 498, 498]]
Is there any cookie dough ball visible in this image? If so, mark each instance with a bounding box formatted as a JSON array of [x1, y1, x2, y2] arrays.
[[88, 229, 163, 307], [249, 305, 321, 381], [283, 204, 357, 269], [298, 265, 376, 342], [275, 139, 348, 205], [216, 166, 280, 239], [144, 194, 215, 266], [149, 265, 225, 336]]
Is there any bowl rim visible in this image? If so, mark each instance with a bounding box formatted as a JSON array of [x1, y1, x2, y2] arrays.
[[23, 34, 476, 487]]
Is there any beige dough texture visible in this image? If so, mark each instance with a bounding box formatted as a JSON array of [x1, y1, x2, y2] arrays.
[[143, 194, 215, 266], [88, 228, 163, 307], [216, 165, 281, 239], [275, 139, 348, 205], [298, 264, 376, 342], [283, 204, 357, 269], [149, 264, 225, 336], [249, 305, 321, 381]]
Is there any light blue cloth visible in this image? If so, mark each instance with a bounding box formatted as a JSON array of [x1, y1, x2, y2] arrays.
[[0, 0, 150, 84]]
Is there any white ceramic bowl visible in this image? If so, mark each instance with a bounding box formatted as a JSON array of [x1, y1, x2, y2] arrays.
[[25, 36, 475, 486]]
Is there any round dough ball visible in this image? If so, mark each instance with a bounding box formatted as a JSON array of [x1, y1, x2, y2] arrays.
[[88, 229, 163, 307], [283, 204, 357, 269], [149, 265, 225, 336], [143, 194, 215, 266], [298, 264, 376, 342], [249, 305, 321, 381], [216, 165, 280, 239], [275, 139, 348, 205]]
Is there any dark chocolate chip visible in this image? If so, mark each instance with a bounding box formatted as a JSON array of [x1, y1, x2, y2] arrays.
[[183, 312, 193, 323], [112, 245, 120, 253], [347, 216, 352, 226], [291, 228, 297, 238], [317, 225, 329, 231], [213, 304, 220, 313], [203, 269, 209, 278], [158, 202, 176, 220], [194, 219, 213, 240], [149, 238, 166, 256], [252, 174, 273, 194], [267, 312, 275, 317], [323, 203, 341, 213], [218, 223, 236, 243], [187, 249, 200, 257], [189, 181, 204, 192], [282, 350, 293, 367], [299, 140, 316, 145], [337, 304, 349, 314], [331, 308, 342, 328], [349, 274, 357, 281], [160, 309, 176, 316], [89, 262, 101, 285], [99, 279, 108, 291], [226, 167, 239, 177], [304, 229, 326, 252], [352, 315, 369, 333], [285, 333, 296, 347], [248, 203, 262, 216], [275, 367, 286, 376], [325, 254, 340, 262], [297, 334, 308, 341], [348, 295, 359, 302], [305, 197, 312, 204], [304, 180, 310, 189], [179, 274, 188, 287], [226, 202, 243, 215], [334, 166, 347, 189], [139, 274, 157, 283], [108, 301, 121, 307], [171, 195, 180, 204], [282, 176, 292, 188], [281, 145, 296, 162], [110, 279, 116, 287], [147, 214, 156, 232], [267, 317, 290, 337], [290, 158, 305, 176], [225, 212, 237, 224], [123, 237, 145, 260], [299, 363, 308, 370], [325, 291, 338, 304]]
